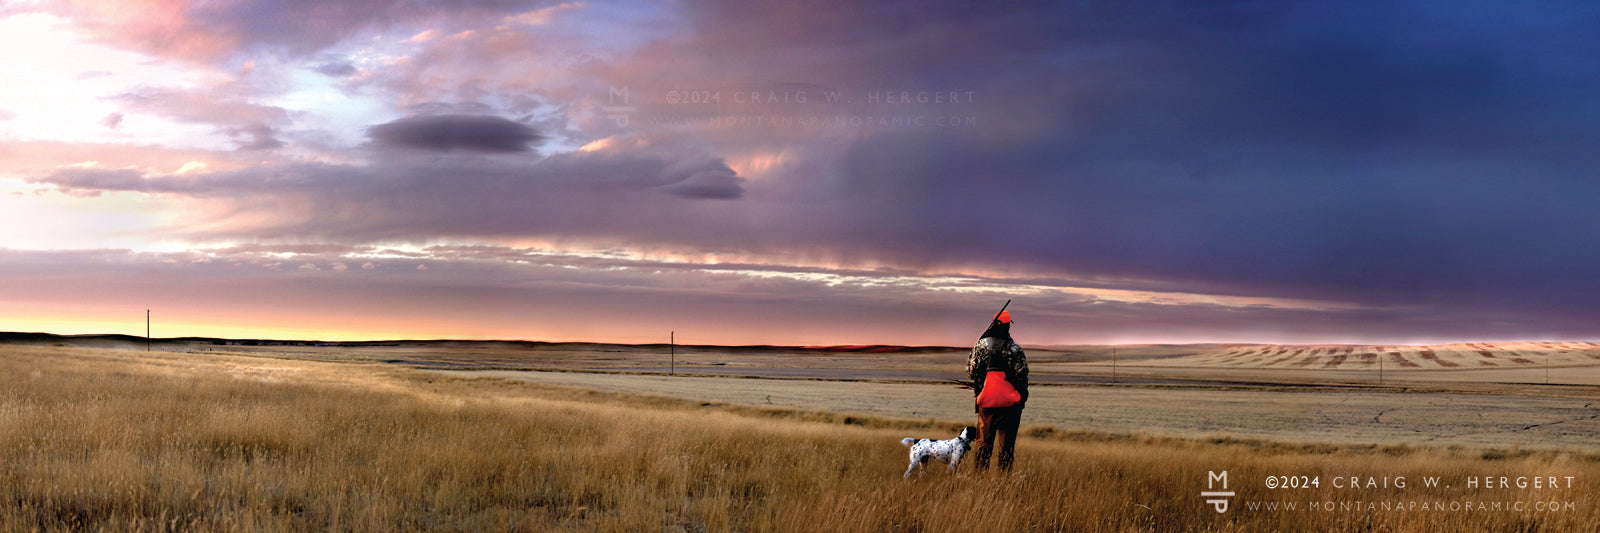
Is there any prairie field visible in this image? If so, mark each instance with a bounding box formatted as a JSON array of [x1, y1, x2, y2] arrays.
[[4, 339, 1600, 531], [464, 369, 1600, 450]]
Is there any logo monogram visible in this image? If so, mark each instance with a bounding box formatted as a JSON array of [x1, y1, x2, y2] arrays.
[[601, 86, 635, 127], [1201, 471, 1235, 514]]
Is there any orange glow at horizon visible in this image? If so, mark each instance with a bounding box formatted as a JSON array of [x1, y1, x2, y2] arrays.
[[1, 297, 867, 346], [1, 309, 567, 343], [1, 315, 870, 346]]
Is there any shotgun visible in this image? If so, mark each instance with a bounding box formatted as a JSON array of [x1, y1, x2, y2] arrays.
[[951, 299, 1013, 390], [983, 299, 1011, 338]]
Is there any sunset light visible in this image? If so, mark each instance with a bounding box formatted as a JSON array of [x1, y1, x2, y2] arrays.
[[10, 4, 1600, 531], [4, 1, 1599, 346]]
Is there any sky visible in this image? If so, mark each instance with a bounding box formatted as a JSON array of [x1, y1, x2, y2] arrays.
[[2, 0, 1599, 346]]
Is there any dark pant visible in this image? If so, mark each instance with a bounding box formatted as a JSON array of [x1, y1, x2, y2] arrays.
[[975, 405, 1022, 472]]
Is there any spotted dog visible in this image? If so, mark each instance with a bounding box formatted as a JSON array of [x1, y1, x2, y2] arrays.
[[900, 426, 978, 479]]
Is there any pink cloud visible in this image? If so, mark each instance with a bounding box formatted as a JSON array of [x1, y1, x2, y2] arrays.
[[41, 0, 568, 65], [0, 139, 241, 175], [46, 0, 242, 63]]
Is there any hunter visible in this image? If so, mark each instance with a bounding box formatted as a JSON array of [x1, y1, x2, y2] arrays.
[[966, 310, 1027, 472]]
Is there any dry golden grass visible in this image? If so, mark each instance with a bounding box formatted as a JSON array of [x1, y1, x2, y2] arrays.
[[4, 345, 1600, 531]]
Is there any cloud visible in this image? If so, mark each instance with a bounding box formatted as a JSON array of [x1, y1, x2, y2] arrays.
[[100, 112, 123, 129], [14, 0, 1600, 342], [1, 245, 1592, 345], [33, 130, 745, 214], [0, 140, 238, 177], [333, 3, 678, 115], [503, 3, 583, 26], [228, 123, 284, 151], [38, 0, 241, 63], [313, 61, 358, 77], [526, 0, 1600, 313], [656, 170, 744, 200], [111, 85, 289, 150], [404, 29, 442, 44], [37, 167, 146, 196], [38, 0, 563, 64], [366, 114, 544, 153]]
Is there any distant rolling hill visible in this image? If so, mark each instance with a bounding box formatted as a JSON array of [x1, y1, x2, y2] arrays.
[[0, 331, 961, 353]]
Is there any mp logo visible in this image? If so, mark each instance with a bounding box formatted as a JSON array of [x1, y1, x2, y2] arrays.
[[1201, 471, 1235, 514]]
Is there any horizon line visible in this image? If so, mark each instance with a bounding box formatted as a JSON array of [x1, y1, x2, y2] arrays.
[[4, 330, 1595, 350]]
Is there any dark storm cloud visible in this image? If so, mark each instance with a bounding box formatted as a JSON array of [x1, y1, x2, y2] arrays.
[[367, 114, 545, 153], [555, 0, 1600, 335]]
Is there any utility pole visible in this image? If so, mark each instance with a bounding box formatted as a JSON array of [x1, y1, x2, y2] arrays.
[[146, 309, 150, 352], [670, 331, 675, 376]]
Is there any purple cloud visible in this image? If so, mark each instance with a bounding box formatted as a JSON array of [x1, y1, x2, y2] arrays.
[[313, 61, 358, 77], [35, 132, 745, 212], [367, 114, 544, 153], [40, 168, 147, 196]]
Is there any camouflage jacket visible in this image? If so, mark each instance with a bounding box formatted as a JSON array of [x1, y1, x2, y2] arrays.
[[967, 336, 1028, 409]]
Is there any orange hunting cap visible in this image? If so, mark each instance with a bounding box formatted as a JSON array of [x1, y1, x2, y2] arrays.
[[996, 311, 1012, 324]]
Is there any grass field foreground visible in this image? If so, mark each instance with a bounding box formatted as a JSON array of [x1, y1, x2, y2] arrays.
[[3, 345, 1599, 531]]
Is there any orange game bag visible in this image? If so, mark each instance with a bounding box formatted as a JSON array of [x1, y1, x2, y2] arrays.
[[975, 370, 1021, 408]]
